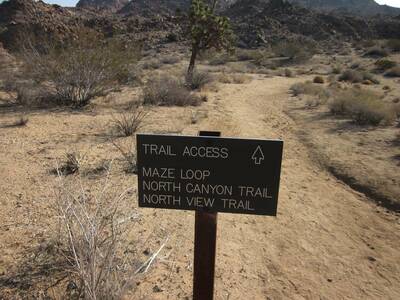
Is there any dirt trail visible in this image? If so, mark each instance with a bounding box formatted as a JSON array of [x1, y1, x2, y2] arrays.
[[1, 75, 399, 300], [182, 75, 400, 300]]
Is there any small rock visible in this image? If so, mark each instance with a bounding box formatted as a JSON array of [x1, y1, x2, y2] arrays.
[[153, 285, 163, 293]]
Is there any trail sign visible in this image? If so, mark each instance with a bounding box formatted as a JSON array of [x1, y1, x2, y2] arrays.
[[136, 134, 283, 216]]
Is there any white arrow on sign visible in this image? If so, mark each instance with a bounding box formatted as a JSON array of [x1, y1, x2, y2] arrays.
[[251, 146, 265, 165]]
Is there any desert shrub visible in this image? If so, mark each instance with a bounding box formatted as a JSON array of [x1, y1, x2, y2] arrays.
[[208, 54, 231, 65], [350, 62, 361, 69], [329, 88, 395, 125], [385, 66, 400, 77], [313, 76, 324, 84], [15, 82, 55, 107], [235, 49, 263, 61], [272, 40, 316, 64], [142, 59, 162, 69], [57, 152, 87, 175], [363, 47, 388, 57], [332, 65, 342, 74], [339, 70, 363, 83], [290, 81, 330, 99], [386, 39, 400, 52], [166, 32, 178, 43], [339, 70, 379, 84], [112, 140, 137, 173], [160, 56, 180, 65], [189, 70, 214, 90], [362, 72, 380, 84], [218, 73, 251, 84], [53, 174, 139, 299], [12, 116, 29, 127], [284, 68, 293, 77], [111, 105, 148, 137], [20, 32, 140, 107], [143, 75, 200, 106], [374, 59, 397, 71]]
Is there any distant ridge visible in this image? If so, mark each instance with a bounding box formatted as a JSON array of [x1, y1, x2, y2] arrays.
[[287, 0, 400, 16]]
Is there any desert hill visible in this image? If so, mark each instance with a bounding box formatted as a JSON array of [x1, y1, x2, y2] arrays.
[[288, 0, 400, 16], [1, 0, 400, 51]]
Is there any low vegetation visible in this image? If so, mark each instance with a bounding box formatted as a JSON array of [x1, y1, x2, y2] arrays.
[[385, 66, 400, 78], [363, 47, 388, 58], [53, 175, 138, 299], [20, 31, 139, 107], [290, 81, 330, 99], [313, 76, 325, 84], [329, 88, 395, 125], [189, 70, 214, 90], [142, 75, 201, 106], [57, 152, 86, 175], [218, 73, 252, 84], [111, 105, 148, 137], [386, 39, 400, 52], [338, 70, 379, 84], [374, 59, 397, 72], [272, 40, 316, 64]]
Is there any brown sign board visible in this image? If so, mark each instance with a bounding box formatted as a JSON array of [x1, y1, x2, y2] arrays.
[[136, 134, 283, 216]]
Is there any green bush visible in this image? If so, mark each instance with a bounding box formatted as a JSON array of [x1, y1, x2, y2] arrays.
[[329, 88, 395, 125], [143, 75, 200, 106], [385, 66, 400, 78]]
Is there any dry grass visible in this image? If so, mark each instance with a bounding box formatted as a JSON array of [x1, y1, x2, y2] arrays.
[[189, 70, 214, 90], [290, 81, 330, 99], [218, 73, 252, 84], [56, 152, 87, 175], [363, 47, 388, 58], [385, 66, 400, 78], [329, 88, 395, 125], [374, 59, 397, 72], [339, 70, 379, 84], [111, 105, 148, 137], [142, 75, 201, 107], [112, 140, 137, 173], [53, 171, 139, 299]]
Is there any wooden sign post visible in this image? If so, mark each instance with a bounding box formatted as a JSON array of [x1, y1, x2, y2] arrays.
[[136, 132, 283, 299], [193, 131, 220, 300]]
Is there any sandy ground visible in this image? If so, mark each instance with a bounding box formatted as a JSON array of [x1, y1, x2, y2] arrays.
[[1, 75, 400, 299]]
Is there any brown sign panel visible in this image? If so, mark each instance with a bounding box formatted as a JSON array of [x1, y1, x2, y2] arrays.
[[136, 134, 283, 216]]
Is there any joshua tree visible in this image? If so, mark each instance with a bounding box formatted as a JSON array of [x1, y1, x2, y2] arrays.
[[186, 0, 234, 84]]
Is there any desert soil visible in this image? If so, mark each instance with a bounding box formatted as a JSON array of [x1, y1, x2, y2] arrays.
[[0, 75, 399, 299]]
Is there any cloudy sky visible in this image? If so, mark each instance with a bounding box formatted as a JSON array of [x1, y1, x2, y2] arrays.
[[0, 0, 399, 8]]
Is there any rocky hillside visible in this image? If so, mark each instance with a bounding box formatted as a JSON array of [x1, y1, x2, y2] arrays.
[[1, 0, 400, 51], [288, 0, 400, 16], [77, 0, 130, 11], [226, 0, 400, 47]]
